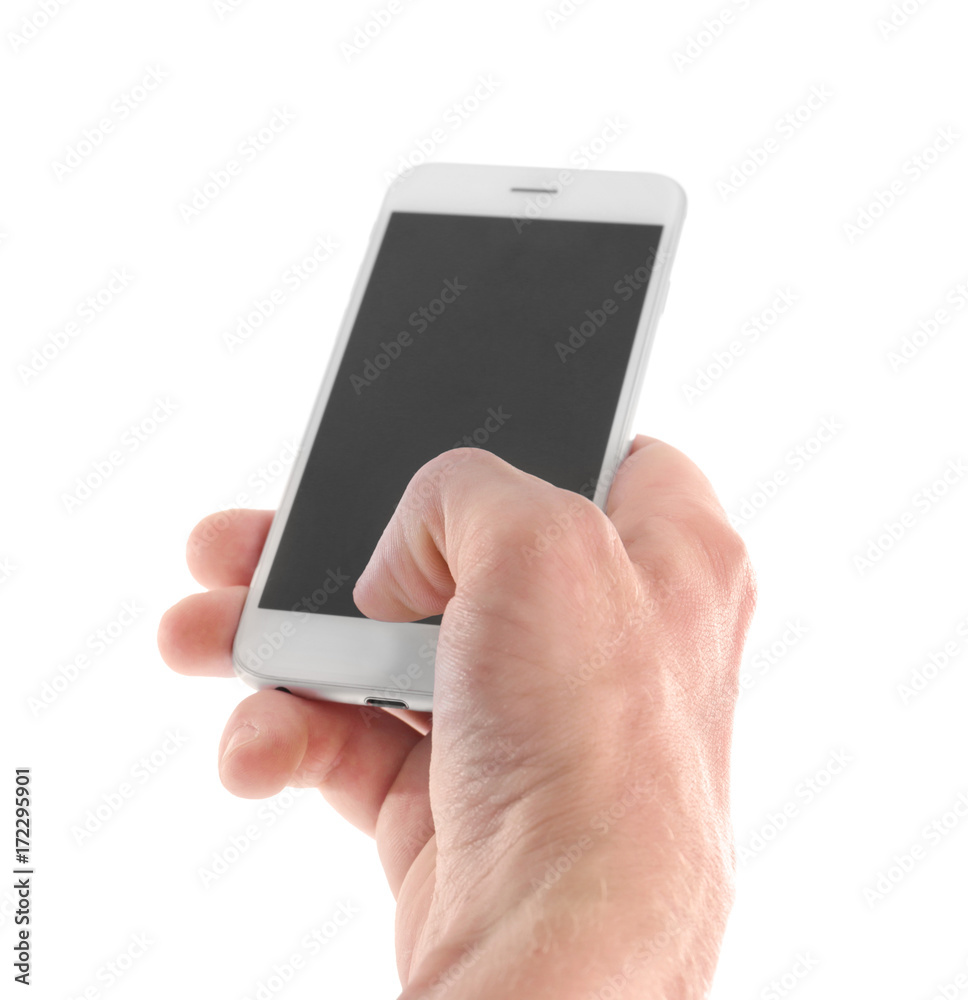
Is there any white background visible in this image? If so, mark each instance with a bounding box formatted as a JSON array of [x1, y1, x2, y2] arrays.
[[3, 0, 967, 997]]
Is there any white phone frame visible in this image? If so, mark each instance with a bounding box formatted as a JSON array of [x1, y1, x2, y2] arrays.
[[232, 162, 686, 711]]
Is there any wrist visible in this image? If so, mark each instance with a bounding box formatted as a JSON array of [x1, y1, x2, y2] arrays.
[[403, 805, 734, 1000], [401, 873, 730, 1000]]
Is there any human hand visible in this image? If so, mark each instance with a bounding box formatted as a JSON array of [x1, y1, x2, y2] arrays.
[[158, 436, 755, 999]]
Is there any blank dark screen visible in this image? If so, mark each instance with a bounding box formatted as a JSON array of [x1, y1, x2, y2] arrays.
[[259, 211, 662, 618]]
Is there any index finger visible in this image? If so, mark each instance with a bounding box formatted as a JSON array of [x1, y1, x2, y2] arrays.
[[605, 434, 738, 574]]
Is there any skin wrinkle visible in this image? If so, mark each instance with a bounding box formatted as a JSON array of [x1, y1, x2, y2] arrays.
[[292, 743, 343, 789], [385, 530, 443, 619], [443, 554, 637, 700], [436, 750, 699, 934], [409, 518, 455, 610], [398, 841, 439, 981], [433, 742, 580, 856], [438, 796, 612, 916], [309, 722, 350, 788], [419, 860, 705, 1000], [407, 838, 571, 991]]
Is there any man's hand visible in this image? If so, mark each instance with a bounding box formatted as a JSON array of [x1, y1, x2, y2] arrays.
[[158, 436, 756, 998]]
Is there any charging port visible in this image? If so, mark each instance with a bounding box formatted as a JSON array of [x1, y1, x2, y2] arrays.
[[364, 697, 409, 709]]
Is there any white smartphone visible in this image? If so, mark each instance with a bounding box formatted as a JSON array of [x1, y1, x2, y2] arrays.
[[232, 162, 686, 711]]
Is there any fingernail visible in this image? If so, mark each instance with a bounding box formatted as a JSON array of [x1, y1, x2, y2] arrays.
[[223, 723, 259, 758]]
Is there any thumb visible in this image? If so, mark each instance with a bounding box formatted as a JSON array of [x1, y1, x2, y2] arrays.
[[353, 447, 569, 623]]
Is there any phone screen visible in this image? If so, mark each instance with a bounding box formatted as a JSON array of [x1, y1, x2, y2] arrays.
[[259, 211, 663, 619]]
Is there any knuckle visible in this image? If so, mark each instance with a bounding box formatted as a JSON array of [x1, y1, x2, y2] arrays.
[[515, 490, 617, 565], [477, 490, 640, 628], [636, 509, 757, 672], [702, 519, 756, 609], [666, 508, 755, 610], [289, 748, 339, 789]]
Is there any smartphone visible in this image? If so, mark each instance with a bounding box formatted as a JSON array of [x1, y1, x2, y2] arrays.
[[232, 162, 686, 711]]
